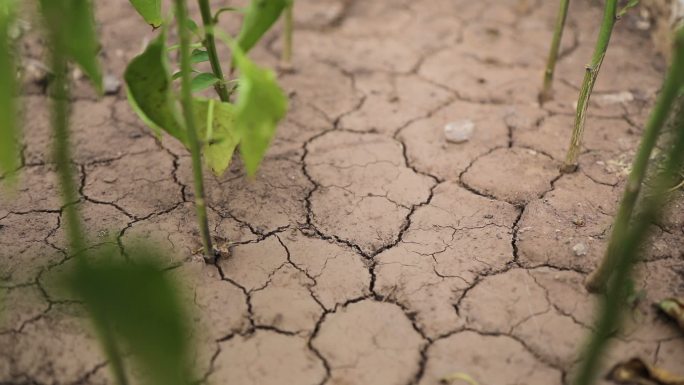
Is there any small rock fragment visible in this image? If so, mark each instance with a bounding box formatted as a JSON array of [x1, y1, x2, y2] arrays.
[[572, 216, 586, 227], [572, 242, 588, 257], [104, 74, 122, 95], [595, 91, 634, 106], [444, 120, 475, 143], [24, 59, 49, 84]]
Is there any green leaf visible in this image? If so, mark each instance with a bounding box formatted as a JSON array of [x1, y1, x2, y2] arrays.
[[124, 32, 186, 144], [185, 19, 198, 34], [194, 99, 239, 176], [617, 0, 639, 17], [232, 46, 288, 175], [0, 0, 19, 184], [191, 72, 220, 93], [38, 0, 102, 91], [128, 0, 163, 28], [236, 0, 289, 54], [191, 48, 209, 64], [65, 245, 193, 385]]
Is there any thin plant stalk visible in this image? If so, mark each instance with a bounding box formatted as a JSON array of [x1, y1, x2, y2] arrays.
[[573, 88, 684, 385], [49, 50, 130, 385], [174, 0, 214, 261], [539, 0, 570, 104], [585, 28, 684, 293], [198, 0, 230, 102], [50, 51, 86, 256], [280, 0, 293, 69], [561, 0, 618, 173]]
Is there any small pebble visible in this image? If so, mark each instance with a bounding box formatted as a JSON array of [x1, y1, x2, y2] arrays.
[[24, 59, 49, 84], [104, 74, 122, 95], [572, 242, 588, 257], [572, 216, 586, 227], [595, 91, 634, 106], [444, 120, 475, 143]]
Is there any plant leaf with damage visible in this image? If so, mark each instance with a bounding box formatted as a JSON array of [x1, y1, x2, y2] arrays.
[[125, 32, 186, 144]]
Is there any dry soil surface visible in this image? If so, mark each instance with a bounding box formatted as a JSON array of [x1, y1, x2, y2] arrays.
[[1, 0, 684, 384]]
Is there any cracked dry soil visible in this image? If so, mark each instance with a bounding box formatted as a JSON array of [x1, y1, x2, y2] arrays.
[[1, 0, 684, 384]]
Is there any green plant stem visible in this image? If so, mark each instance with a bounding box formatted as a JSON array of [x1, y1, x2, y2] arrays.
[[573, 86, 684, 385], [50, 50, 85, 256], [585, 29, 684, 293], [175, 0, 214, 262], [539, 0, 570, 104], [281, 1, 293, 68], [198, 0, 230, 102], [561, 0, 617, 173], [50, 49, 130, 385]]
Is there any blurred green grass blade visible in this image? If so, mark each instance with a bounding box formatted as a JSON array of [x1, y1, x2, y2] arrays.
[[38, 0, 102, 92], [231, 44, 288, 176], [66, 245, 193, 385], [236, 0, 289, 54], [0, 0, 20, 184], [128, 0, 162, 28], [194, 98, 239, 176], [125, 32, 186, 145]]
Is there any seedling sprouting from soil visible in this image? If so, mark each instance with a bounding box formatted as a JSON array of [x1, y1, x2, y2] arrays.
[[125, 0, 289, 261], [561, 0, 639, 173], [585, 26, 684, 293], [573, 27, 684, 385], [539, 0, 570, 104]]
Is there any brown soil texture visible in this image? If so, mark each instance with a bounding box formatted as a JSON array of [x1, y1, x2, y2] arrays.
[[2, 0, 684, 384]]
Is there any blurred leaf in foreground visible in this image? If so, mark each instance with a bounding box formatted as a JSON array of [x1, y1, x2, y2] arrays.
[[0, 0, 19, 184], [38, 0, 102, 91], [65, 245, 193, 385]]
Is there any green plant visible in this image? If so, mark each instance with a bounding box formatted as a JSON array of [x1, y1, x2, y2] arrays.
[[539, 0, 570, 104], [572, 27, 684, 385], [585, 27, 684, 293], [66, 245, 194, 385], [0, 0, 19, 185], [1, 2, 195, 385], [125, 0, 289, 261], [560, 0, 639, 173]]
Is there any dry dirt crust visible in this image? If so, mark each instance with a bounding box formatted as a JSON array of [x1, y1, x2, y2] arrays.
[[1, 0, 684, 384]]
